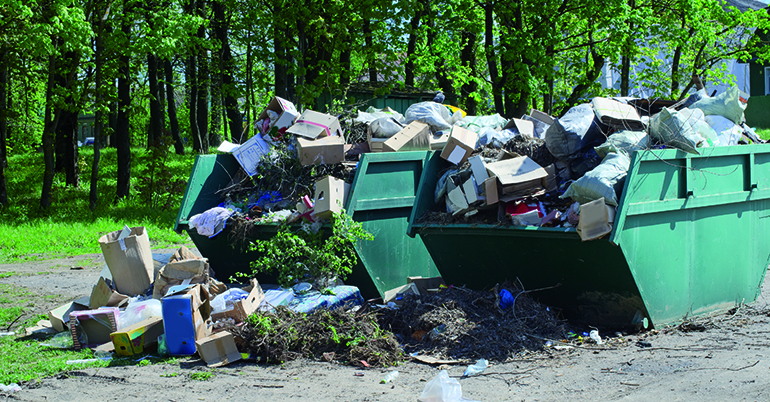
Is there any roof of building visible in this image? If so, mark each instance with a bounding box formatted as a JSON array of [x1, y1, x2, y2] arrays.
[[725, 0, 767, 12]]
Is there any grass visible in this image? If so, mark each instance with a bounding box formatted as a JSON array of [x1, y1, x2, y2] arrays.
[[754, 128, 770, 141], [0, 145, 203, 263]]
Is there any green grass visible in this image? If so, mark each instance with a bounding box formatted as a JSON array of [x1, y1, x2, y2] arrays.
[[754, 128, 770, 141], [0, 146, 203, 262]]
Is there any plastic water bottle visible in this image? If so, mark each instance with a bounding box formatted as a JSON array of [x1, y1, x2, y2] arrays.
[[380, 370, 399, 384], [463, 359, 488, 377], [589, 330, 603, 345]]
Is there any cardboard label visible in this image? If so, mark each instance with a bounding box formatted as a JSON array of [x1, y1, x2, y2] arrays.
[[447, 147, 465, 165]]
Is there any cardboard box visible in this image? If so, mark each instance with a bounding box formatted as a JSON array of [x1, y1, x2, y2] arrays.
[[312, 176, 351, 220], [98, 226, 155, 296], [430, 132, 450, 150], [49, 296, 90, 332], [69, 307, 120, 349], [383, 121, 431, 152], [258, 96, 299, 135], [483, 176, 499, 206], [504, 118, 535, 137], [591, 97, 644, 131], [286, 110, 342, 140], [162, 284, 212, 355], [577, 198, 612, 241], [529, 109, 555, 125], [111, 316, 164, 356], [153, 258, 209, 300], [440, 126, 477, 165], [210, 279, 265, 323], [406, 276, 446, 295], [231, 134, 271, 177], [485, 156, 547, 198], [368, 137, 386, 152], [383, 282, 420, 304], [195, 331, 242, 367], [468, 155, 489, 183], [462, 177, 481, 205], [296, 135, 345, 166]]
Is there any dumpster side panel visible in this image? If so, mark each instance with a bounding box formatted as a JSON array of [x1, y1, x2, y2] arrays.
[[614, 146, 770, 326], [347, 151, 440, 298], [175, 154, 240, 232]]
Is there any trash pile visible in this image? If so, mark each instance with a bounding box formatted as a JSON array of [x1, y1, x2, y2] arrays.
[[415, 85, 763, 240]]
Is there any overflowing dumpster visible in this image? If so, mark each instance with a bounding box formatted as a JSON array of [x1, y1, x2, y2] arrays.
[[175, 152, 439, 299], [407, 145, 770, 328]]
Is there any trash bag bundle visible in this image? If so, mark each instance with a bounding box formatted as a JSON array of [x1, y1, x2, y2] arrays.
[[649, 107, 706, 154], [368, 117, 405, 138], [404, 102, 454, 132], [456, 114, 508, 133], [545, 104, 608, 162], [705, 115, 743, 146], [477, 128, 517, 148], [353, 106, 404, 125], [561, 152, 630, 206], [595, 130, 650, 158], [691, 86, 746, 125], [677, 108, 719, 147]]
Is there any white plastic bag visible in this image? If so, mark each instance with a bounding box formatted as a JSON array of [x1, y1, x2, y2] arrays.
[[456, 114, 508, 133], [594, 130, 649, 158], [649, 107, 705, 154], [705, 115, 742, 146], [418, 370, 480, 402], [404, 102, 453, 132], [561, 152, 630, 207], [691, 85, 746, 124], [118, 299, 162, 329], [368, 117, 405, 138]]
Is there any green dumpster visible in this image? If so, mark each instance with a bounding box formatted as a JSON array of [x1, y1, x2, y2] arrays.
[[345, 151, 441, 297], [407, 145, 770, 327], [175, 152, 440, 299]]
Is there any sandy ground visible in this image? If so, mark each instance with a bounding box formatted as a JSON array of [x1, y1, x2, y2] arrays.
[[1, 251, 770, 401]]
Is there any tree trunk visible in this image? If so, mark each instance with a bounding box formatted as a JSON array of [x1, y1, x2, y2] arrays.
[[108, 77, 118, 148], [339, 28, 351, 87], [671, 45, 682, 96], [41, 53, 57, 210], [90, 19, 105, 212], [621, 54, 630, 96], [405, 8, 422, 87], [116, 22, 132, 200], [0, 49, 8, 206], [274, 8, 288, 99], [560, 46, 605, 116], [485, 2, 503, 115], [53, 50, 79, 187], [196, 0, 209, 150], [460, 30, 477, 115], [214, 0, 239, 143], [187, 54, 201, 151], [165, 59, 184, 154], [148, 53, 164, 148], [363, 19, 377, 82]]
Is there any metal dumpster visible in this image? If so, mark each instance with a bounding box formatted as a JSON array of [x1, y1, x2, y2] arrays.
[[407, 145, 770, 327], [175, 152, 440, 299], [345, 151, 440, 297]]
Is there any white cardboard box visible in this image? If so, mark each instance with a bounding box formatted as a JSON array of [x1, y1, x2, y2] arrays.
[[258, 96, 299, 135], [440, 126, 476, 165]]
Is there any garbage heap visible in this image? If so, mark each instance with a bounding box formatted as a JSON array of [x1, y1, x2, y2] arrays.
[[413, 86, 762, 239]]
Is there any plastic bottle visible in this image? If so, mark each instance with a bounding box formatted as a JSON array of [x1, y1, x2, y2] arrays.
[[463, 359, 488, 377], [380, 370, 399, 384], [589, 330, 603, 345]]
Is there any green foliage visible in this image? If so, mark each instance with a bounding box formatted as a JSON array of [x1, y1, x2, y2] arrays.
[[189, 370, 215, 381], [136, 136, 188, 211], [0, 147, 193, 263], [246, 211, 373, 288]]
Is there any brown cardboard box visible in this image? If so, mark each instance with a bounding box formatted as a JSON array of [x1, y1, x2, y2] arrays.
[[69, 307, 120, 349], [504, 118, 535, 137], [296, 135, 345, 166], [406, 276, 446, 295], [48, 296, 90, 332], [258, 96, 299, 135], [440, 126, 477, 165], [383, 121, 431, 152], [210, 279, 265, 323], [153, 258, 209, 300], [312, 176, 351, 220], [195, 331, 242, 367], [98, 226, 155, 296], [577, 198, 612, 241], [287, 110, 342, 140], [485, 156, 547, 197], [483, 176, 499, 206]]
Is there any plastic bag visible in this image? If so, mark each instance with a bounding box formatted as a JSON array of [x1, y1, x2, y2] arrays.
[[368, 117, 405, 138], [463, 359, 488, 377], [691, 85, 746, 124], [522, 115, 550, 139], [41, 331, 74, 349], [705, 115, 742, 146], [404, 102, 453, 132], [649, 107, 705, 154], [353, 107, 404, 125], [545, 104, 607, 161], [561, 152, 630, 206], [678, 108, 719, 147], [118, 298, 162, 329], [456, 114, 508, 133], [418, 370, 479, 402], [477, 128, 517, 148], [594, 130, 650, 158], [211, 288, 250, 314]]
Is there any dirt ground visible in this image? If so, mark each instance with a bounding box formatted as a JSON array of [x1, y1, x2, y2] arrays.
[[2, 250, 770, 402]]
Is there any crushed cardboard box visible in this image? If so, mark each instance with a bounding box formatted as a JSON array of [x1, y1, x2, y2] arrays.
[[383, 121, 431, 152], [98, 226, 155, 296], [258, 96, 299, 135], [210, 279, 265, 323], [111, 316, 164, 356], [287, 110, 342, 140], [195, 331, 242, 367], [69, 307, 120, 349], [312, 176, 351, 220]]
